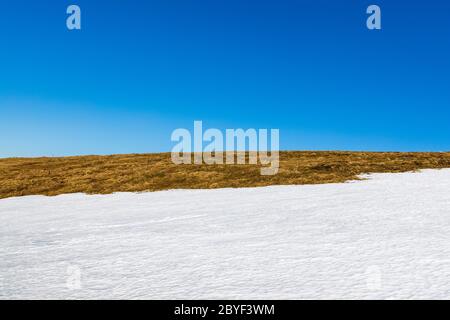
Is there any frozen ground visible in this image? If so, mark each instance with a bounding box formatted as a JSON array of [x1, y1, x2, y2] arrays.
[[1, 169, 450, 299]]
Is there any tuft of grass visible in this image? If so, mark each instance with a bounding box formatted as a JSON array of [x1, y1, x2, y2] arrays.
[[0, 151, 449, 199]]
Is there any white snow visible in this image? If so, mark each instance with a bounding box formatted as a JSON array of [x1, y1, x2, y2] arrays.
[[1, 169, 450, 300]]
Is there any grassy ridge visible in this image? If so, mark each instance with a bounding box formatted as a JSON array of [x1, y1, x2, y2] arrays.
[[1, 151, 450, 199]]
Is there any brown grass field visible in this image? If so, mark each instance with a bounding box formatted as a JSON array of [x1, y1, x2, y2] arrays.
[[1, 151, 450, 199]]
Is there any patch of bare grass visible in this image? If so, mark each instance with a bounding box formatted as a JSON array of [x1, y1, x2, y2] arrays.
[[0, 151, 449, 199]]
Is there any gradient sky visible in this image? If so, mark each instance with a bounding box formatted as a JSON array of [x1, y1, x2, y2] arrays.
[[0, 0, 449, 157]]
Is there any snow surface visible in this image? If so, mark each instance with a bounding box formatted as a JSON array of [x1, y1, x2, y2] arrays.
[[1, 169, 450, 299]]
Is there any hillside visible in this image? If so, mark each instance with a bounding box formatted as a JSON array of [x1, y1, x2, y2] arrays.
[[1, 151, 450, 199], [2, 169, 450, 299]]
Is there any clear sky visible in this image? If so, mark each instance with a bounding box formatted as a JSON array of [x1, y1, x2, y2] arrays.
[[1, 0, 449, 157]]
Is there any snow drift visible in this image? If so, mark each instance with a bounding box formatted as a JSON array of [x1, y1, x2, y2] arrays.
[[1, 169, 450, 299]]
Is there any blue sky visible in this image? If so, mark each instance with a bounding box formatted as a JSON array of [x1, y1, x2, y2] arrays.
[[0, 0, 449, 157]]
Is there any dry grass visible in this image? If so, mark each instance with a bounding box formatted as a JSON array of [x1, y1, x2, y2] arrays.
[[1, 151, 450, 199]]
